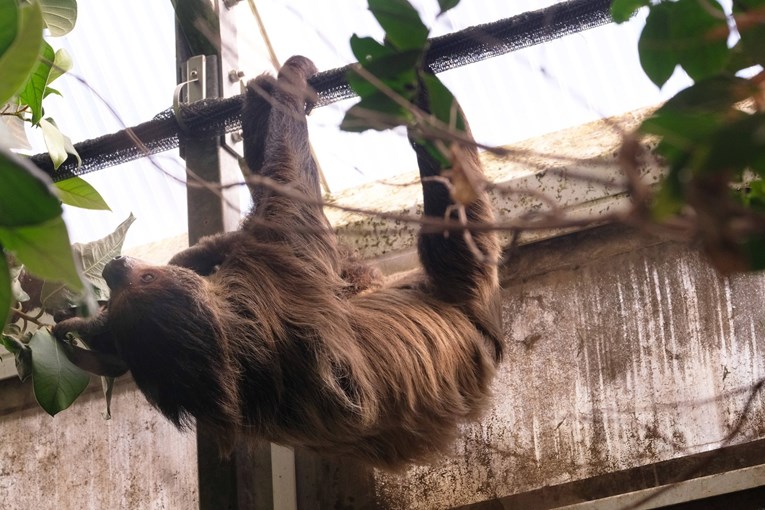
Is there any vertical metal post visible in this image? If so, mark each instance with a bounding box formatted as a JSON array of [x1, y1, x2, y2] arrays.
[[174, 1, 242, 509]]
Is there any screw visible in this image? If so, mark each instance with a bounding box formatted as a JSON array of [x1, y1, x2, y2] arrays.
[[228, 69, 245, 83]]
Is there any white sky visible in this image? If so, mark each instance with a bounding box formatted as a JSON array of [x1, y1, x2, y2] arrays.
[[35, 0, 691, 249]]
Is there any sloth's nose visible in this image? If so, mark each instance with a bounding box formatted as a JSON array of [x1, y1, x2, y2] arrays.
[[103, 256, 131, 290]]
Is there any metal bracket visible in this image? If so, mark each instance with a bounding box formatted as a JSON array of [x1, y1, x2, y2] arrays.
[[173, 55, 208, 131]]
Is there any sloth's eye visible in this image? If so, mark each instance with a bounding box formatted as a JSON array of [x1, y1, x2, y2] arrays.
[[140, 273, 155, 283]]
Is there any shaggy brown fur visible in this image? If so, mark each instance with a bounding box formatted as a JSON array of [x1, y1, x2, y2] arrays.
[[54, 56, 502, 470]]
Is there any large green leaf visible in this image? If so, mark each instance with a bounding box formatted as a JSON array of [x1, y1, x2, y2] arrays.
[[18, 40, 55, 125], [639, 0, 729, 87], [0, 148, 61, 227], [368, 0, 428, 51], [0, 215, 83, 292], [0, 0, 18, 56], [0, 1, 44, 104], [638, 2, 677, 87], [55, 177, 109, 211], [29, 329, 89, 416], [672, 0, 729, 81], [39, 0, 78, 37]]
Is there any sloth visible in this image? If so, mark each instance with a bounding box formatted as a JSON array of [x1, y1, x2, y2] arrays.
[[54, 56, 502, 469]]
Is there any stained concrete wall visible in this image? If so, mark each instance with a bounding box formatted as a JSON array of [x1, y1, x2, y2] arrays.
[[373, 226, 765, 509], [0, 378, 197, 509]]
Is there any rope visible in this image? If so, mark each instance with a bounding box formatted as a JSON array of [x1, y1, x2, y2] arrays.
[[32, 0, 614, 181]]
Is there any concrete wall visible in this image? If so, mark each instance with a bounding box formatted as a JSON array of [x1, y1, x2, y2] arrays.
[[373, 226, 765, 509], [0, 377, 198, 509]]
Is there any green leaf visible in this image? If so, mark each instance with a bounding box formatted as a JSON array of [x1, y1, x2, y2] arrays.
[[437, 0, 460, 15], [0, 254, 9, 333], [55, 177, 109, 211], [29, 329, 89, 415], [0, 1, 44, 104], [1, 334, 23, 355], [1, 334, 33, 382], [368, 0, 429, 51], [41, 213, 135, 310], [640, 110, 724, 165], [673, 0, 729, 81], [341, 92, 413, 132], [18, 40, 55, 124], [48, 47, 73, 83], [699, 113, 765, 175], [350, 34, 394, 63], [39, 0, 78, 36], [611, 0, 649, 23], [0, 0, 19, 56], [0, 215, 83, 292], [347, 50, 421, 99], [638, 2, 677, 87], [44, 86, 62, 98], [421, 73, 466, 133], [0, 147, 61, 227]]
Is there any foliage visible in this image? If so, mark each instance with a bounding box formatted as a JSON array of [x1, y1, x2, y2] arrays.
[[613, 0, 765, 273], [342, 0, 466, 170], [0, 0, 115, 416], [3, 214, 134, 415]]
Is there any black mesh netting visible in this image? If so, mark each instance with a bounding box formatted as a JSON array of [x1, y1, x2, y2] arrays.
[[32, 0, 613, 181]]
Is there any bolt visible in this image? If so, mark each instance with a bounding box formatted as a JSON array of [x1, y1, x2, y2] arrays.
[[228, 69, 245, 83]]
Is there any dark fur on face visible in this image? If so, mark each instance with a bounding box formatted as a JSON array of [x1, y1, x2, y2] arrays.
[[54, 56, 502, 470]]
